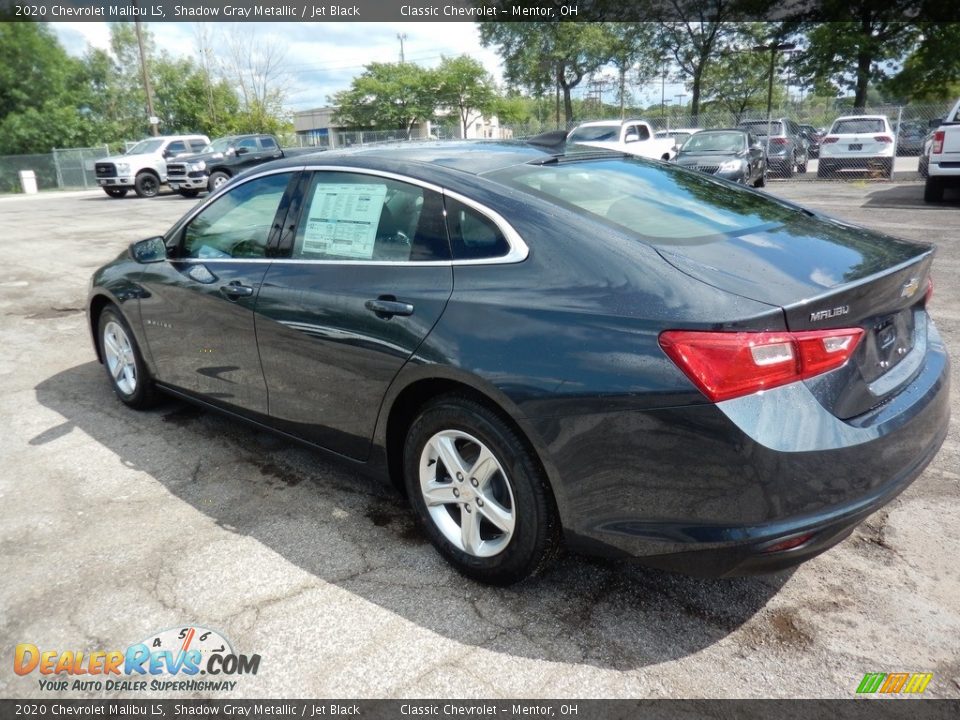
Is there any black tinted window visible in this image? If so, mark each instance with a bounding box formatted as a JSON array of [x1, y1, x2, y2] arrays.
[[182, 173, 292, 259], [237, 137, 259, 151], [291, 173, 448, 262], [261, 137, 278, 150], [166, 141, 187, 155], [445, 198, 510, 260]]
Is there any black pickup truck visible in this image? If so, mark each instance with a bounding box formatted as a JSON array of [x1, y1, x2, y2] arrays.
[[165, 134, 315, 197]]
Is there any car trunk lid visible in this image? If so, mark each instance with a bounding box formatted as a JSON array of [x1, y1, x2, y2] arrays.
[[654, 216, 934, 418]]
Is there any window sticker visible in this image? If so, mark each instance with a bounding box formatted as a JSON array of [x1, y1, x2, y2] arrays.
[[301, 183, 388, 259]]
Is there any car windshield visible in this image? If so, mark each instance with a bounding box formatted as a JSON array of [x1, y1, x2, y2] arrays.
[[568, 126, 620, 142], [739, 121, 783, 136], [490, 158, 796, 243], [681, 132, 745, 153], [126, 139, 164, 155], [832, 119, 886, 134], [200, 137, 235, 154]]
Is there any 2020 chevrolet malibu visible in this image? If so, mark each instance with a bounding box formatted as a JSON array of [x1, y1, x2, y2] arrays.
[[88, 139, 950, 585]]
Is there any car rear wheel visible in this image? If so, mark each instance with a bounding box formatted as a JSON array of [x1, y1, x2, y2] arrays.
[[754, 170, 766, 188], [782, 159, 794, 178], [133, 172, 160, 198], [403, 396, 560, 585], [208, 171, 230, 192], [797, 153, 808, 174], [924, 177, 945, 203], [98, 306, 157, 409], [104, 188, 128, 198]]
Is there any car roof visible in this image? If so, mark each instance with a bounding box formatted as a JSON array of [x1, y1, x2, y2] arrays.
[[574, 119, 647, 127], [833, 115, 889, 122], [263, 140, 564, 177]]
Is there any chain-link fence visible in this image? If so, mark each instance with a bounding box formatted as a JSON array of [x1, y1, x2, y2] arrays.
[[0, 146, 112, 194]]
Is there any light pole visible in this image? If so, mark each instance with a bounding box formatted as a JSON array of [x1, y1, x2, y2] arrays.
[[753, 42, 796, 121], [397, 33, 407, 64], [675, 94, 687, 124]]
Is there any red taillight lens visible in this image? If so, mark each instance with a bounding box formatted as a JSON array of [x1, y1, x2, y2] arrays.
[[821, 136, 839, 144], [769, 137, 788, 145], [874, 135, 893, 143], [933, 130, 945, 154], [659, 328, 864, 402]]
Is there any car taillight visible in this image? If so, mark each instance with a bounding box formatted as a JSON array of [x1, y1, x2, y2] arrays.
[[925, 277, 934, 305], [821, 137, 839, 144], [658, 328, 864, 402], [933, 130, 944, 154], [874, 135, 893, 143], [769, 137, 788, 145]]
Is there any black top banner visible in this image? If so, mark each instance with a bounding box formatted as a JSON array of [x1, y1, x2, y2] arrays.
[[0, 701, 959, 720], [2, 0, 960, 22]]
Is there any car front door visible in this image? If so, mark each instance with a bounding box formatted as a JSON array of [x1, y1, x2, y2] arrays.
[[254, 169, 454, 460], [138, 170, 298, 415]]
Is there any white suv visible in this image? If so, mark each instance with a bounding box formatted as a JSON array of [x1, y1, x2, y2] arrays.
[[94, 135, 210, 198], [817, 115, 894, 178]]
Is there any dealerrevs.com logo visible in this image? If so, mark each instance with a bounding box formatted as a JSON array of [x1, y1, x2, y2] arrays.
[[856, 672, 933, 695], [14, 626, 260, 692]]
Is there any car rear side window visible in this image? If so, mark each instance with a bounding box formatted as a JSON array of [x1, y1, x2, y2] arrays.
[[261, 137, 278, 151], [237, 137, 259, 152], [289, 172, 448, 262], [181, 172, 292, 259], [444, 198, 510, 260]]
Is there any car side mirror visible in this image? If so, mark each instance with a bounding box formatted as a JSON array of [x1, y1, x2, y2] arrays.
[[624, 133, 639, 143], [130, 236, 167, 264], [236, 146, 249, 155]]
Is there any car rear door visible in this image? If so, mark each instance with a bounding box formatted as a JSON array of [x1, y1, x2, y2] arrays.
[[138, 170, 299, 415], [253, 169, 453, 460]]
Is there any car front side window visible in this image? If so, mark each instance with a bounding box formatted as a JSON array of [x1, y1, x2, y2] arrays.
[[181, 172, 293, 259]]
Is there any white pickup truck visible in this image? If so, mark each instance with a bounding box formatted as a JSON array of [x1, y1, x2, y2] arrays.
[[567, 120, 678, 161], [924, 97, 960, 202]]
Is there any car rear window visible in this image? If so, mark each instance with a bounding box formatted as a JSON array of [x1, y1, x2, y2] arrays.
[[831, 118, 887, 134], [568, 126, 619, 142], [739, 121, 783, 136], [489, 158, 797, 243]]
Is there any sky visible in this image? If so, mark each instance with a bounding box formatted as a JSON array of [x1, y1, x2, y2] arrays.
[[51, 21, 684, 115]]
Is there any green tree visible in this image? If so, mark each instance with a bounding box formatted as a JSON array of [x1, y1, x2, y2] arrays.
[[479, 21, 612, 125], [794, 2, 922, 108], [434, 55, 497, 138], [331, 62, 438, 137], [0, 22, 93, 153], [882, 23, 960, 102], [654, 0, 750, 122], [606, 23, 659, 119], [700, 25, 780, 122]]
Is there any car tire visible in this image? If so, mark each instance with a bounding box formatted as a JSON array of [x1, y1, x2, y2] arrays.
[[208, 171, 230, 192], [797, 154, 808, 174], [104, 187, 128, 198], [782, 159, 794, 178], [98, 305, 158, 409], [816, 164, 830, 179], [133, 172, 160, 198], [403, 395, 561, 585], [754, 171, 766, 188], [924, 177, 945, 203], [178, 189, 200, 198]]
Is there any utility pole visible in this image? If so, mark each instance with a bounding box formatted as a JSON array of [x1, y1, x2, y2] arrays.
[[397, 33, 407, 64], [133, 16, 158, 136]]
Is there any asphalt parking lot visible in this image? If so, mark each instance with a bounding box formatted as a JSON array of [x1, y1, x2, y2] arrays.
[[1, 181, 958, 699]]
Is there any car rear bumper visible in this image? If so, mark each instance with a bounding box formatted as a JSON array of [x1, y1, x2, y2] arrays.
[[819, 155, 894, 172], [929, 160, 960, 178], [537, 321, 950, 575]]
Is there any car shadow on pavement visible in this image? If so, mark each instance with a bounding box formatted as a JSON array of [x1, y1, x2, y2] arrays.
[[863, 184, 960, 208], [35, 362, 794, 672]]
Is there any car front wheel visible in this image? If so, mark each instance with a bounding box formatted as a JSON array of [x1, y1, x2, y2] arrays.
[[403, 396, 560, 585], [134, 172, 160, 198], [98, 305, 157, 409], [208, 171, 230, 192]]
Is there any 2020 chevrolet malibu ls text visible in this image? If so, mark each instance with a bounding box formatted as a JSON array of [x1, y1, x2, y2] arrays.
[[88, 140, 950, 585]]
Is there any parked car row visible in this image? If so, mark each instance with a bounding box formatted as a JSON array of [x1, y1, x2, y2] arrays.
[[95, 133, 315, 199]]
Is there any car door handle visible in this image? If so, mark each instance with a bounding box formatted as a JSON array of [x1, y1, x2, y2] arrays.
[[220, 282, 254, 299], [365, 298, 414, 318]]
